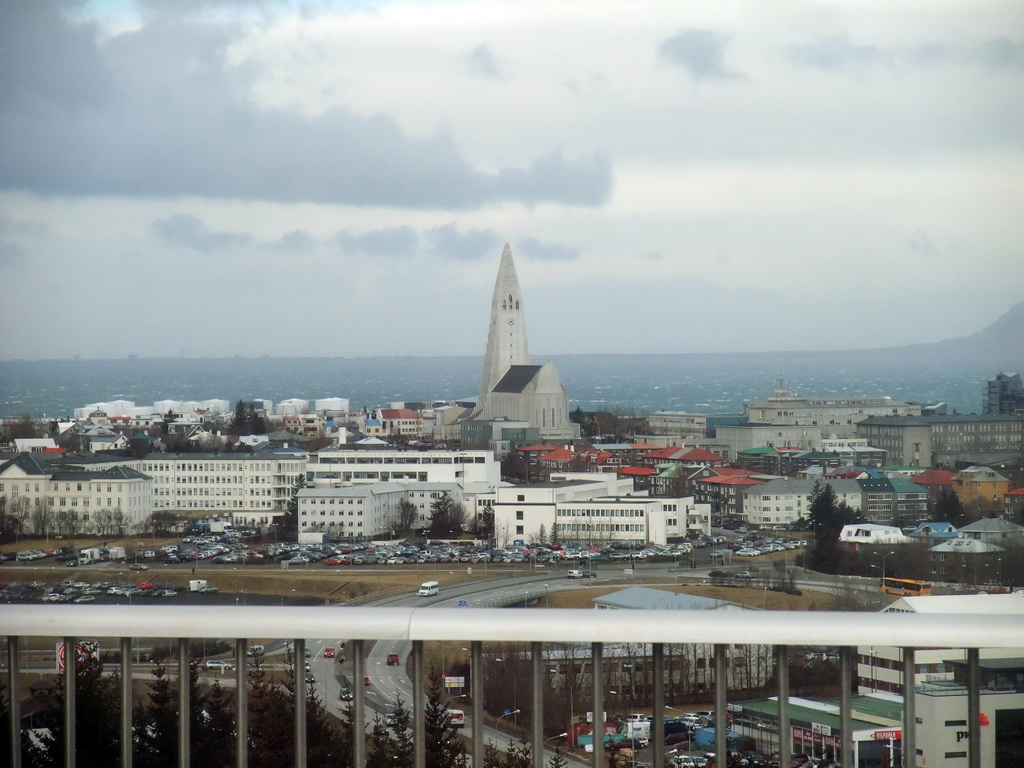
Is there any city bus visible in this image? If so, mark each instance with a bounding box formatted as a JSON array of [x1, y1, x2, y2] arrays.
[[879, 577, 932, 596]]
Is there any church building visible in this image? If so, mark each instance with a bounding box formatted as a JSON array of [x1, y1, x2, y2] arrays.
[[463, 244, 579, 452]]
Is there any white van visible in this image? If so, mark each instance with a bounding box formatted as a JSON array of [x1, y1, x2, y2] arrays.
[[417, 581, 439, 596], [447, 709, 465, 728]]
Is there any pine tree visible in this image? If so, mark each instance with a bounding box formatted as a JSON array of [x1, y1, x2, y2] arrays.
[[28, 650, 121, 768], [424, 669, 468, 768], [133, 664, 177, 767], [546, 746, 570, 767], [285, 473, 306, 531]]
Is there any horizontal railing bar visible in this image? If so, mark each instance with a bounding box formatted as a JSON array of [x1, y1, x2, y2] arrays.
[[3, 605, 1022, 648]]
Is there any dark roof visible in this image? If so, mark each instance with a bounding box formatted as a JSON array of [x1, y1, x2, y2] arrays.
[[491, 365, 543, 394], [860, 414, 1024, 426]]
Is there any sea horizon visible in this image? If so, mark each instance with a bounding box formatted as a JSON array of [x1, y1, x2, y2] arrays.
[[1, 350, 1013, 421]]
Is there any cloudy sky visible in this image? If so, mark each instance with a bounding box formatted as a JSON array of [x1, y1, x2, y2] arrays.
[[2, 0, 1022, 360]]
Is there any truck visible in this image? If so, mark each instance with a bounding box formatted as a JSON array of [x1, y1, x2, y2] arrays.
[[621, 720, 651, 740], [79, 548, 103, 564], [693, 727, 740, 751], [189, 579, 217, 593], [105, 546, 126, 561], [298, 532, 325, 545]]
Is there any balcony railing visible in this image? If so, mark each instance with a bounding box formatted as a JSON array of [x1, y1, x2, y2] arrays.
[[5, 605, 1023, 768]]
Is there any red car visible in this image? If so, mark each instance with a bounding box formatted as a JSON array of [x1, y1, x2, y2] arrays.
[[386, 653, 400, 666], [363, 676, 372, 686], [324, 648, 335, 658]]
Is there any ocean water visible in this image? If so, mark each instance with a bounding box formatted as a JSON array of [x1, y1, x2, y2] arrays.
[[0, 351, 1006, 420]]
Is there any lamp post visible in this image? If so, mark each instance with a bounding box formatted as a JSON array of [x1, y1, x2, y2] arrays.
[[873, 550, 896, 586], [497, 708, 520, 732]]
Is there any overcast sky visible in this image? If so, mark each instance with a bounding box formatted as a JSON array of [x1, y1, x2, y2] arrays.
[[2, 0, 1022, 360]]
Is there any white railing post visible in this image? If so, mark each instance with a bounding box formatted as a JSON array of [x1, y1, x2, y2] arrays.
[[902, 647, 915, 768], [352, 638, 366, 768], [235, 639, 248, 768], [8, 636, 21, 768], [591, 642, 603, 767], [471, 641, 484, 768], [120, 637, 132, 768], [413, 640, 425, 768], [532, 641, 544, 768], [776, 645, 791, 768], [179, 638, 190, 768], [714, 644, 728, 765], [968, 648, 980, 768], [652, 643, 665, 768], [293, 639, 306, 768], [64, 634, 76, 768], [840, 645, 852, 768]]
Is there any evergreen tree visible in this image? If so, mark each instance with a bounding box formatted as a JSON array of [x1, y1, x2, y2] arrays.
[[285, 474, 306, 531], [547, 746, 570, 767], [424, 670, 468, 768], [807, 481, 858, 573], [134, 664, 177, 767], [193, 677, 236, 767], [28, 650, 121, 768], [428, 492, 459, 537], [935, 488, 971, 528], [231, 399, 248, 435]]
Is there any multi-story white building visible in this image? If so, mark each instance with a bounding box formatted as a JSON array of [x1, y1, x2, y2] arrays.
[[647, 412, 709, 440], [305, 448, 499, 486], [297, 480, 471, 539], [493, 472, 702, 547], [0, 453, 152, 535], [742, 478, 863, 527], [140, 449, 308, 525], [744, 377, 920, 439]]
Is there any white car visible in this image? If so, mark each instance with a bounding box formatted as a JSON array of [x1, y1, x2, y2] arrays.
[[206, 660, 236, 671], [735, 548, 761, 557]]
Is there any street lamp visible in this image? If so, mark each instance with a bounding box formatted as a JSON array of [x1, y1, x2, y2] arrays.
[[544, 732, 568, 744], [497, 708, 521, 730], [873, 550, 896, 585]]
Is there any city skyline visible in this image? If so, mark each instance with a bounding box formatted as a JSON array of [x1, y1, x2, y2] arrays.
[[1, 0, 1022, 361]]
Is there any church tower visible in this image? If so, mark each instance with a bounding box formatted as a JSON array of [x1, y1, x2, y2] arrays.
[[477, 243, 530, 411]]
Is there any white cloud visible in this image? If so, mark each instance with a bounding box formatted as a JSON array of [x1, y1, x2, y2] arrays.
[[0, 0, 1021, 359]]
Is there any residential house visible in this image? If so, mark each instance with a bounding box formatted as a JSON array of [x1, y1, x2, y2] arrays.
[[951, 466, 1010, 514]]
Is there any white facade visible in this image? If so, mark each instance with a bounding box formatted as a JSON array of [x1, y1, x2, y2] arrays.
[[297, 480, 470, 537], [314, 397, 350, 414], [0, 456, 152, 535], [140, 450, 308, 520], [305, 448, 500, 486], [743, 478, 863, 526], [277, 398, 310, 416], [857, 593, 1024, 695], [493, 473, 695, 547]]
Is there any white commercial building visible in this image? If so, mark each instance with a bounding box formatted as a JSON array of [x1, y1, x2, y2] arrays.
[[493, 472, 700, 548], [742, 478, 862, 527], [0, 453, 152, 535], [305, 448, 499, 486], [140, 449, 308, 526], [297, 480, 471, 539]]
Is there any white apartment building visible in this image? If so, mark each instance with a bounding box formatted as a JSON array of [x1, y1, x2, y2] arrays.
[[297, 481, 470, 538], [744, 378, 920, 439], [742, 478, 863, 527], [857, 593, 1024, 695], [647, 412, 709, 439], [140, 450, 308, 523], [0, 453, 152, 535], [305, 448, 499, 486], [493, 472, 699, 548]]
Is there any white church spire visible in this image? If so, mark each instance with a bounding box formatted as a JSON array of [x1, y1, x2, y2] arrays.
[[478, 243, 530, 411]]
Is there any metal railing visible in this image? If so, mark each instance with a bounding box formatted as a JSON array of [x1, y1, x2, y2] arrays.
[[5, 605, 1023, 768]]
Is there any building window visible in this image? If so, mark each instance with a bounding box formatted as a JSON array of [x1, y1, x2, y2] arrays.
[[516, 511, 524, 520]]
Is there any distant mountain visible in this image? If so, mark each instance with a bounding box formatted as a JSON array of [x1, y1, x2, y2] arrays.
[[892, 300, 1024, 359]]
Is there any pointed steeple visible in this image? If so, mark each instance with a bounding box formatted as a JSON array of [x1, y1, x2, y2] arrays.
[[478, 243, 530, 411]]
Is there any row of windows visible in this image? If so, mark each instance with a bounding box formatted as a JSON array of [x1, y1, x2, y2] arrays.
[[557, 508, 647, 517]]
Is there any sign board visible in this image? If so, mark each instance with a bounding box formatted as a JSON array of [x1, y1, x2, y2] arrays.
[[873, 730, 902, 741], [444, 676, 465, 688], [793, 726, 839, 748], [812, 723, 832, 736], [458, 600, 468, 607], [56, 641, 99, 672], [585, 711, 607, 724], [624, 568, 634, 575]]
